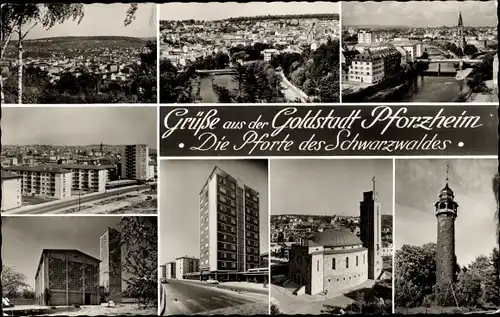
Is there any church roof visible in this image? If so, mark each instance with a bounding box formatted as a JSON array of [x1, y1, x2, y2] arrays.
[[440, 183, 454, 197], [310, 228, 363, 247]]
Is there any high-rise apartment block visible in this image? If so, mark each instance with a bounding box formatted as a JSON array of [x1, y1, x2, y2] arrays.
[[120, 144, 149, 181], [357, 31, 375, 44], [99, 228, 122, 302], [199, 167, 260, 279]]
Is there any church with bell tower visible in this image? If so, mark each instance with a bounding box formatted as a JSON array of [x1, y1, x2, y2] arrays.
[[456, 11, 466, 55], [435, 165, 459, 301]]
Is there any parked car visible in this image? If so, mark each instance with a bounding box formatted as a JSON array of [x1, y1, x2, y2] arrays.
[[160, 277, 168, 284], [206, 279, 219, 284]]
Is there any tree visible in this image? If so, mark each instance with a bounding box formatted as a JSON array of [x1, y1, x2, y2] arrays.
[[1, 4, 84, 103], [1, 265, 29, 298], [110, 217, 158, 308], [463, 44, 478, 57], [394, 243, 437, 308]]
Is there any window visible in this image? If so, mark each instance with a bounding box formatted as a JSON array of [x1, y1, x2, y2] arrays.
[[356, 255, 359, 266], [363, 254, 365, 264], [317, 260, 319, 271], [332, 258, 336, 270], [346, 257, 349, 269]]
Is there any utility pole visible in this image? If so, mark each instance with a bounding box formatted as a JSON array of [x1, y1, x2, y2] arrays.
[[78, 189, 81, 211]]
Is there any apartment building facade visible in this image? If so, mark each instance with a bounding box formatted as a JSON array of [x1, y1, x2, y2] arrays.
[[1, 171, 22, 211], [176, 257, 199, 280], [120, 144, 149, 181], [199, 167, 260, 280], [4, 166, 72, 200], [60, 164, 108, 193]]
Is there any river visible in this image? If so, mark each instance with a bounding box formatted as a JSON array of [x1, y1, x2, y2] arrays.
[[400, 45, 465, 102]]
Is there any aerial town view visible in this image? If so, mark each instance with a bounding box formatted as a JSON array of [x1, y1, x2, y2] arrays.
[[1, 216, 158, 316], [394, 159, 499, 314], [1, 107, 158, 215], [270, 160, 393, 315], [159, 2, 340, 103], [159, 160, 269, 315], [1, 3, 157, 104], [341, 1, 498, 102]]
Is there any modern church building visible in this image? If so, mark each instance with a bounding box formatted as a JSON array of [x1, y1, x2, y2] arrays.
[[288, 180, 383, 295]]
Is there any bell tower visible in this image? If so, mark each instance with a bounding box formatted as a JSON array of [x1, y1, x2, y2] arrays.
[[435, 164, 459, 302], [359, 177, 383, 280]]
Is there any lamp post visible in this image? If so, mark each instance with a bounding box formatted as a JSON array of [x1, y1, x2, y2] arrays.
[[78, 189, 81, 211]]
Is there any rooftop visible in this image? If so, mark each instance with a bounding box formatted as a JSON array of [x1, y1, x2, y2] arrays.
[[309, 228, 363, 247]]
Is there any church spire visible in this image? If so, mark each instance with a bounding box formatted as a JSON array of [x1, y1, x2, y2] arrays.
[[458, 11, 463, 27]]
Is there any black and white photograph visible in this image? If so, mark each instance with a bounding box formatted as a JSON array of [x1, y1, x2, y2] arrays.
[[158, 160, 269, 315], [1, 216, 157, 316], [341, 1, 498, 103], [270, 159, 393, 315], [1, 107, 157, 215], [394, 159, 499, 314], [159, 2, 340, 104], [1, 3, 157, 104]]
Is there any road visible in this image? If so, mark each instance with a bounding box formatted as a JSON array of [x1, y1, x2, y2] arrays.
[[12, 185, 151, 214], [161, 279, 267, 315]]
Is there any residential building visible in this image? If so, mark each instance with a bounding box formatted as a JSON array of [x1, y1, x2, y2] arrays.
[[176, 256, 199, 280], [199, 167, 260, 281], [35, 249, 100, 306], [263, 49, 279, 61], [1, 171, 22, 211], [120, 144, 149, 181], [166, 261, 176, 279], [99, 228, 122, 303], [3, 166, 72, 200], [348, 52, 385, 85], [58, 164, 108, 193], [357, 31, 375, 44]]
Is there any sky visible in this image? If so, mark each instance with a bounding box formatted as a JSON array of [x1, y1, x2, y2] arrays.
[[343, 1, 497, 27], [2, 107, 157, 148], [271, 159, 393, 216], [159, 160, 269, 264], [395, 159, 497, 267], [160, 2, 339, 21], [23, 4, 157, 40], [2, 216, 122, 289]]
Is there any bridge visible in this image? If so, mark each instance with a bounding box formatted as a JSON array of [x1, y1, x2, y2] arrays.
[[416, 58, 482, 64], [195, 69, 237, 75]]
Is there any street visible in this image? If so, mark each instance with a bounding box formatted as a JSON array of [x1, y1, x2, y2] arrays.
[[161, 279, 268, 315], [10, 185, 151, 214]]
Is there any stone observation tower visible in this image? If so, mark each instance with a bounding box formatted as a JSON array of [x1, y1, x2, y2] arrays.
[[359, 177, 383, 280], [435, 164, 459, 298]]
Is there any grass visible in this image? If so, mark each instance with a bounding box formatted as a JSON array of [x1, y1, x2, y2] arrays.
[[394, 306, 482, 314], [22, 195, 54, 205]]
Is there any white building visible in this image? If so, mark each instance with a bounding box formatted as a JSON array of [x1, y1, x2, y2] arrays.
[[357, 31, 375, 45], [1, 171, 22, 211], [176, 256, 199, 280]]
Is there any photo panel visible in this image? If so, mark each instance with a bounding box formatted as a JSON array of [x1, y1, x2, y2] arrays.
[[1, 3, 158, 105], [269, 159, 393, 315], [159, 1, 340, 104], [341, 1, 498, 103], [158, 159, 270, 315], [1, 216, 158, 315], [394, 158, 498, 314], [1, 106, 158, 215]]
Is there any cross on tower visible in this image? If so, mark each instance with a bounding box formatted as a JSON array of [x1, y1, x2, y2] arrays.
[[372, 176, 376, 192]]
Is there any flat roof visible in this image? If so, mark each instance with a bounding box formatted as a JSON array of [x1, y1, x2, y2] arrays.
[[56, 164, 115, 170], [4, 165, 70, 174], [1, 170, 22, 179]]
